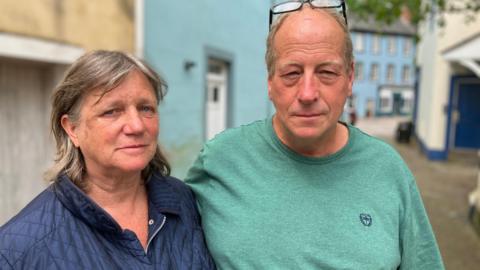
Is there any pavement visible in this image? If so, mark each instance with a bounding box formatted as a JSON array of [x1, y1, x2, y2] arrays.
[[357, 117, 480, 269]]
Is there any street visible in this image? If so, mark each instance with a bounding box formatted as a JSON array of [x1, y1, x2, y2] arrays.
[[358, 117, 480, 269]]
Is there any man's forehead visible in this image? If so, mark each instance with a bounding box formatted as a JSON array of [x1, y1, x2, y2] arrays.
[[277, 15, 342, 43], [276, 10, 341, 43], [284, 7, 331, 24]]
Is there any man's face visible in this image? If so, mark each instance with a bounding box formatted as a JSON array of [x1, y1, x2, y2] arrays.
[[268, 8, 354, 153]]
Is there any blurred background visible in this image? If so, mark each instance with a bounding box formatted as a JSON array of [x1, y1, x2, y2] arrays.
[[0, 0, 479, 268]]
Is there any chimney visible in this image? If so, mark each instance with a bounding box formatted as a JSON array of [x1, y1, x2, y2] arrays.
[[401, 5, 412, 24]]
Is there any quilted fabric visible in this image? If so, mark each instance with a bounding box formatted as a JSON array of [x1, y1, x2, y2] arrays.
[[0, 173, 215, 269]]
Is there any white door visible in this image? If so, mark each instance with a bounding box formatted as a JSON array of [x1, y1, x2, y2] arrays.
[[206, 59, 228, 140]]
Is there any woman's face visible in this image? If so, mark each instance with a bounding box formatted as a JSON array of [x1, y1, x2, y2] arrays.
[[62, 70, 159, 179]]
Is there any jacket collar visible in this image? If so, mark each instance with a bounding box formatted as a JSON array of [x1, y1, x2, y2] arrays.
[[54, 173, 182, 233], [146, 172, 182, 215]]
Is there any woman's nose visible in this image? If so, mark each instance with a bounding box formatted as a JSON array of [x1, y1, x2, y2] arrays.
[[123, 110, 145, 134]]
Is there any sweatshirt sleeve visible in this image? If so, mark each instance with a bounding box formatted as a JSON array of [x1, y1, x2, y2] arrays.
[[399, 179, 445, 270], [185, 146, 210, 216]]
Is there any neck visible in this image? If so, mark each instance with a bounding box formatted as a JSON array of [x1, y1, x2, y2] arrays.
[[84, 171, 147, 214], [83, 170, 150, 249], [275, 121, 349, 157]]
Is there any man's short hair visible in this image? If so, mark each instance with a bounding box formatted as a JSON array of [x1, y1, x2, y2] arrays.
[[265, 8, 354, 78]]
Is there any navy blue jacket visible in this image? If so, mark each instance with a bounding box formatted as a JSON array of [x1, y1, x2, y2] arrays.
[[0, 173, 215, 269]]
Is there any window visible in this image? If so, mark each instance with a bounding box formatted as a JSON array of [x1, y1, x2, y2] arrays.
[[355, 33, 365, 53], [370, 63, 379, 81], [401, 91, 414, 114], [366, 99, 375, 117], [372, 35, 381, 54], [387, 37, 396, 55], [403, 38, 412, 56], [379, 90, 393, 113], [355, 62, 364, 80], [402, 65, 411, 83], [386, 64, 395, 82], [380, 97, 391, 110]]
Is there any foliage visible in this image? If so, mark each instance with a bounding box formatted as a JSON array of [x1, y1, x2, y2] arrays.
[[346, 0, 480, 27]]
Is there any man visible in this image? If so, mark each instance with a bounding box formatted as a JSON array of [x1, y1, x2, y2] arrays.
[[186, 2, 444, 269]]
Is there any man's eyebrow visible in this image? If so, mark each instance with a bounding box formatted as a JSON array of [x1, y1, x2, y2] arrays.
[[279, 61, 302, 68], [316, 61, 343, 68], [278, 61, 343, 70]]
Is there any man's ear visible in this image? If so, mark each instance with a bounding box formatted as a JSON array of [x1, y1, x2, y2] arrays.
[[267, 78, 273, 101], [347, 61, 355, 96], [61, 115, 80, 147]]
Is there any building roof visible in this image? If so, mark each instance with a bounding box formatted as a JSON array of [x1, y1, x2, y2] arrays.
[[443, 31, 480, 77], [443, 32, 480, 61], [348, 14, 416, 36]]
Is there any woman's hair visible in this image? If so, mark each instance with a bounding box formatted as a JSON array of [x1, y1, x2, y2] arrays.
[[46, 50, 170, 189], [265, 8, 353, 78]]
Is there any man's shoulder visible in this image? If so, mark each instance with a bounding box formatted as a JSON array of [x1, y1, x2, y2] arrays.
[[0, 187, 62, 266], [351, 126, 400, 154], [205, 119, 267, 149], [349, 125, 413, 179]]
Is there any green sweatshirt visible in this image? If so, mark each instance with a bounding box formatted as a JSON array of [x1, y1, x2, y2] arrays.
[[186, 117, 444, 270]]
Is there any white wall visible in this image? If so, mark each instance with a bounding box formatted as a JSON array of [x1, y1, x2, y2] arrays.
[[416, 10, 480, 152]]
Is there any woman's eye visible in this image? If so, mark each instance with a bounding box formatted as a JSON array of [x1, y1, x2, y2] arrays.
[[140, 105, 157, 116], [102, 109, 120, 116], [141, 106, 154, 112]]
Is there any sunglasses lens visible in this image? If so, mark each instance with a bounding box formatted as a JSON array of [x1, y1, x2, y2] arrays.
[[272, 2, 303, 13]]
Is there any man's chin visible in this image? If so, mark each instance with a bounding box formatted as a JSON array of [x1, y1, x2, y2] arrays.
[[292, 128, 326, 141]]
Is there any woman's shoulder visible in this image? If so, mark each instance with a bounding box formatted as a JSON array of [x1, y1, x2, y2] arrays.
[[0, 186, 62, 265], [153, 174, 191, 193], [149, 174, 201, 224], [149, 174, 195, 202]]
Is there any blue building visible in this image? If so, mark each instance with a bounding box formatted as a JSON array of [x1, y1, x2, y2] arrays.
[[142, 1, 272, 177], [349, 16, 416, 118]]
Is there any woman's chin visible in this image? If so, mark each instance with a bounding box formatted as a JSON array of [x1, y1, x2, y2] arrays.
[[113, 161, 150, 175]]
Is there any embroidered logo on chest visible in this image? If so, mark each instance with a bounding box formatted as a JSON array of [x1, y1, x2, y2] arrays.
[[359, 213, 372, 226]]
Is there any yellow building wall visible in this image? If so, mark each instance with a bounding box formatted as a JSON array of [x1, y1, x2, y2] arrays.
[[0, 0, 134, 52]]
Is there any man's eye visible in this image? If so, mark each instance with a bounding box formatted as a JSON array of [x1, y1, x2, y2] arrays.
[[282, 71, 301, 79], [320, 70, 337, 75], [318, 70, 340, 79]]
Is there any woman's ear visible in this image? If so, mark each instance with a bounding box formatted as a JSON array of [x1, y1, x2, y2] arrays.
[[61, 115, 80, 147]]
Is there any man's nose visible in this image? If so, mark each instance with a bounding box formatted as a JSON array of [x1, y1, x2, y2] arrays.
[[297, 73, 319, 104]]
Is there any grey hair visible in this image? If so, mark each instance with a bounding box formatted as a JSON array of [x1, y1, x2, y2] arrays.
[[265, 8, 354, 78], [46, 50, 170, 189]]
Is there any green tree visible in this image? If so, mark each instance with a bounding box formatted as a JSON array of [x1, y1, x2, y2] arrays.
[[346, 0, 480, 26]]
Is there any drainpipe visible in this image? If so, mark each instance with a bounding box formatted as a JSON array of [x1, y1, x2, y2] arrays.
[[469, 150, 480, 221], [135, 0, 145, 58]]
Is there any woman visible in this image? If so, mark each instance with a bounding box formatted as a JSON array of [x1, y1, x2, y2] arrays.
[[0, 50, 215, 269]]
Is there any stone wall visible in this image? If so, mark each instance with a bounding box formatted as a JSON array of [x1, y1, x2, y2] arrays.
[[0, 0, 134, 52]]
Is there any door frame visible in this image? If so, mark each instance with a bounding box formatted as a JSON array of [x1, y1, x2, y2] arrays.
[[203, 47, 234, 141], [447, 76, 480, 151]]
